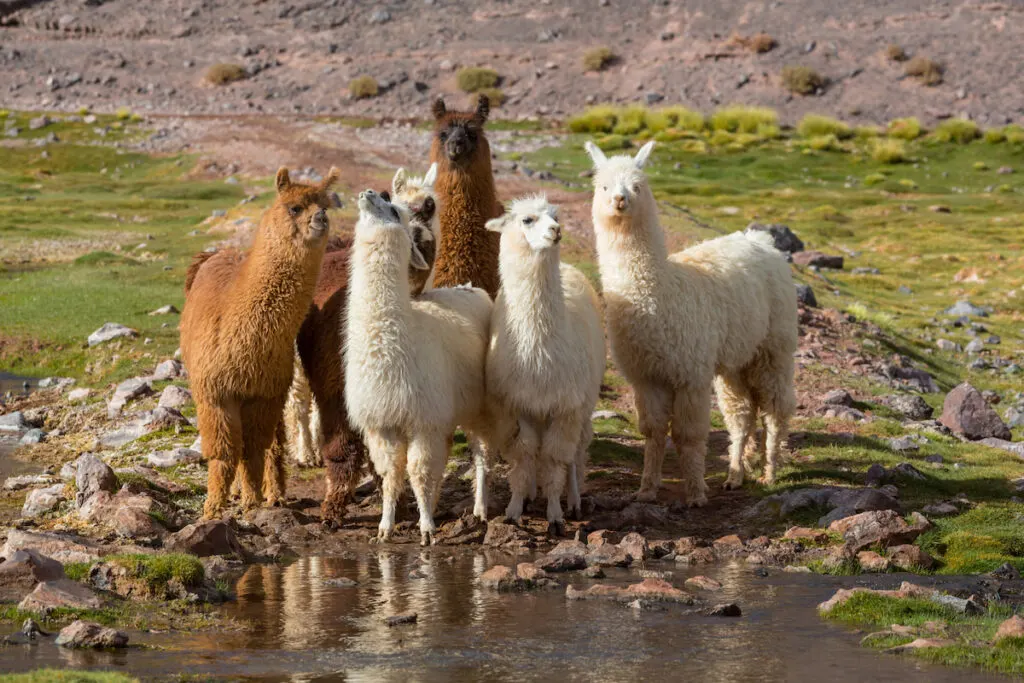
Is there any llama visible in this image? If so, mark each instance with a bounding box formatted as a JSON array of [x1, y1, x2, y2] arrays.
[[283, 355, 322, 467], [585, 141, 797, 504], [345, 189, 492, 545], [181, 167, 339, 519], [429, 94, 502, 297], [295, 166, 441, 525], [485, 195, 605, 533]]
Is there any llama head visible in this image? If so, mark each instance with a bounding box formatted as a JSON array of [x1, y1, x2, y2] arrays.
[[390, 164, 440, 280], [486, 194, 561, 252], [356, 189, 429, 270], [584, 140, 655, 221], [431, 94, 490, 166], [272, 166, 340, 245]]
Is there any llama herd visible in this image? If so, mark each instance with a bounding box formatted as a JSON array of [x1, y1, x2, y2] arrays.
[[180, 94, 799, 544]]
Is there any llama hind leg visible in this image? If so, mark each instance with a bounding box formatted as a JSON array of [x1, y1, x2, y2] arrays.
[[197, 400, 242, 520], [284, 364, 316, 467], [749, 349, 796, 485], [407, 429, 448, 546], [714, 374, 757, 490], [465, 430, 493, 522], [239, 398, 284, 510], [263, 418, 288, 507], [672, 385, 711, 507], [503, 418, 539, 522], [367, 429, 408, 542], [567, 419, 592, 520], [635, 383, 672, 502], [539, 414, 580, 534]]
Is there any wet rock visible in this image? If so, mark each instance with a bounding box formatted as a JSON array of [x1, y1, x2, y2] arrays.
[[942, 301, 988, 318], [245, 508, 309, 535], [705, 603, 741, 617], [75, 454, 117, 508], [856, 550, 891, 572], [21, 484, 66, 518], [87, 322, 138, 346], [516, 563, 549, 584], [675, 547, 716, 565], [583, 566, 605, 579], [148, 447, 201, 468], [55, 620, 128, 649], [585, 543, 633, 568], [884, 637, 956, 653], [384, 613, 417, 627], [792, 251, 843, 269], [323, 577, 357, 588], [828, 510, 930, 552], [794, 284, 817, 307], [712, 534, 745, 555], [107, 377, 154, 417], [435, 515, 486, 545], [783, 565, 813, 573], [822, 389, 853, 406], [746, 223, 804, 253], [0, 411, 30, 433], [587, 529, 621, 547], [152, 359, 185, 381], [536, 540, 588, 573], [167, 520, 244, 558], [19, 579, 103, 612], [994, 615, 1024, 643], [480, 565, 517, 590], [566, 578, 694, 604], [783, 527, 828, 543], [888, 544, 935, 570], [483, 519, 531, 547], [2, 530, 99, 565], [0, 550, 66, 601], [940, 382, 1011, 440], [684, 576, 722, 591], [618, 532, 650, 561]]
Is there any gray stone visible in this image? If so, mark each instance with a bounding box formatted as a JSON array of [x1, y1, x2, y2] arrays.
[[20, 428, 46, 445], [942, 301, 988, 318], [37, 377, 75, 390], [167, 520, 244, 558], [940, 382, 1011, 440], [892, 462, 927, 480], [828, 509, 930, 552], [822, 389, 854, 406], [979, 438, 1024, 459], [965, 339, 985, 354], [884, 395, 934, 420], [158, 385, 192, 409], [852, 267, 881, 275], [55, 620, 129, 649], [792, 251, 843, 269], [98, 420, 150, 448], [68, 388, 92, 403], [1005, 407, 1024, 428], [883, 365, 940, 393], [0, 549, 66, 602], [107, 377, 153, 417], [148, 304, 179, 316], [21, 484, 66, 518], [888, 436, 919, 453], [0, 411, 29, 433], [2, 530, 99, 565], [147, 447, 201, 468], [795, 284, 817, 307], [152, 359, 184, 381], [19, 579, 102, 612], [746, 223, 804, 253], [87, 322, 137, 346], [4, 474, 54, 491], [921, 502, 959, 517], [75, 453, 117, 507], [368, 8, 391, 24], [936, 339, 961, 352]]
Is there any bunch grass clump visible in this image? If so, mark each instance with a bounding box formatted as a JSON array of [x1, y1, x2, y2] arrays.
[[568, 104, 619, 134], [798, 114, 852, 139], [886, 44, 907, 62], [115, 107, 132, 121], [871, 138, 908, 164], [644, 106, 704, 133], [748, 33, 777, 53], [204, 63, 248, 86], [456, 67, 499, 93], [474, 87, 504, 107], [933, 118, 980, 144], [612, 105, 647, 135], [781, 66, 825, 95], [1004, 125, 1024, 144], [349, 76, 379, 99], [108, 553, 204, 592], [807, 134, 840, 151], [710, 105, 778, 133], [888, 117, 922, 140], [905, 56, 943, 86], [582, 47, 616, 72], [984, 128, 1006, 144]]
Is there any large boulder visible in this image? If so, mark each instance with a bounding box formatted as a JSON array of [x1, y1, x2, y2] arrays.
[[75, 453, 117, 507], [2, 530, 99, 565], [0, 549, 66, 601], [55, 620, 129, 649], [828, 510, 931, 552], [535, 540, 588, 573], [940, 382, 1011, 440], [167, 520, 244, 558], [19, 579, 102, 612], [151, 359, 184, 381], [0, 411, 30, 433]]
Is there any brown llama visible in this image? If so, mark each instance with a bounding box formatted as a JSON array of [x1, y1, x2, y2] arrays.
[[430, 94, 503, 297], [181, 167, 339, 519], [295, 167, 441, 525]]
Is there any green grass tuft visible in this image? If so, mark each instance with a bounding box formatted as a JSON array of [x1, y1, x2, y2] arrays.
[[871, 138, 908, 164], [204, 63, 247, 86], [0, 671, 138, 683], [781, 66, 825, 95], [888, 117, 923, 140], [582, 46, 616, 72], [348, 75, 379, 99], [905, 56, 944, 85], [107, 553, 204, 591], [798, 114, 852, 139], [933, 118, 981, 144], [709, 105, 778, 133], [456, 67, 499, 93]]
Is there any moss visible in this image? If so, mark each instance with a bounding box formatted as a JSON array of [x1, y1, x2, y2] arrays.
[[905, 56, 944, 85], [582, 46, 616, 72], [107, 553, 204, 591], [781, 65, 825, 95], [919, 504, 1024, 574], [888, 117, 923, 140], [798, 115, 852, 139], [933, 118, 981, 144], [456, 67, 499, 93], [871, 138, 908, 164], [709, 105, 778, 133], [204, 63, 247, 86], [348, 75, 378, 99], [0, 671, 138, 683], [63, 561, 92, 582]]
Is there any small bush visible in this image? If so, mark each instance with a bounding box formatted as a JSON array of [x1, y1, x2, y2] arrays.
[[984, 128, 1006, 144], [871, 138, 908, 163], [749, 33, 776, 53], [582, 47, 616, 72], [595, 134, 631, 151], [474, 87, 505, 107], [680, 139, 709, 154], [781, 66, 825, 95], [346, 75, 378, 100], [115, 107, 132, 121], [710, 130, 737, 146], [756, 123, 782, 140], [77, 106, 90, 116], [898, 178, 917, 189], [108, 553, 204, 592], [645, 106, 704, 133], [456, 67, 499, 93], [807, 134, 840, 151], [1004, 125, 1024, 144], [887, 117, 922, 140], [974, 161, 988, 171], [612, 105, 647, 135], [710, 105, 778, 133], [885, 44, 907, 62], [0, 109, 9, 118], [905, 56, 943, 85], [854, 125, 881, 140], [204, 63, 248, 86], [798, 114, 852, 139], [933, 117, 980, 144], [864, 172, 887, 186], [568, 105, 619, 134]]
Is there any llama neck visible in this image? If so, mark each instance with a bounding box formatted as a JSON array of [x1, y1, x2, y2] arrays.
[[499, 244, 566, 346], [434, 141, 498, 219], [239, 219, 322, 330], [348, 227, 413, 329], [594, 191, 668, 302]]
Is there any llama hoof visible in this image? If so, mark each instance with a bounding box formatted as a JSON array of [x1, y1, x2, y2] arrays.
[[635, 488, 658, 503], [547, 520, 566, 538], [420, 531, 436, 547], [566, 506, 581, 521], [757, 474, 776, 486], [373, 528, 393, 544], [503, 514, 522, 526], [722, 475, 744, 491]]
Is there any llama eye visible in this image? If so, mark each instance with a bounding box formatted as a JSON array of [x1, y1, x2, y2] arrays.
[[288, 205, 301, 217], [632, 184, 639, 192], [601, 186, 607, 191], [522, 216, 534, 225], [390, 206, 400, 221]]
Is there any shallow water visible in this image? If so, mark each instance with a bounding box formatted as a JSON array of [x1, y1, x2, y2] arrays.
[[0, 547, 1006, 682], [0, 372, 36, 396]]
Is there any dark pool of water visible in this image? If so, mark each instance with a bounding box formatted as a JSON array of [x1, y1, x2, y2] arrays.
[[0, 547, 1006, 682], [0, 372, 36, 396]]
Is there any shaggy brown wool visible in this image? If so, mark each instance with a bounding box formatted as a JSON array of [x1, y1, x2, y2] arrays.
[[429, 94, 502, 297], [181, 167, 339, 519]]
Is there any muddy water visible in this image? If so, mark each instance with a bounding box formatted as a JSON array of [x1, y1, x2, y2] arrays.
[[0, 373, 36, 481], [0, 547, 1005, 682], [0, 372, 36, 396]]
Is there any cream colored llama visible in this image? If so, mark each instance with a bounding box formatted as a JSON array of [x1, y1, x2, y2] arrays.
[[585, 140, 797, 504], [344, 190, 492, 545]]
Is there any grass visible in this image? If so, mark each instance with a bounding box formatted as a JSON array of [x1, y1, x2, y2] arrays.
[[582, 47, 616, 72], [474, 88, 505, 107], [204, 63, 247, 86], [888, 117, 923, 140], [348, 75, 379, 99], [0, 672, 138, 683], [781, 66, 825, 95], [905, 56, 944, 86], [933, 118, 981, 144], [870, 138, 908, 163], [709, 105, 778, 133], [456, 67, 499, 93], [106, 553, 204, 593], [644, 106, 705, 133], [798, 115, 852, 140], [919, 504, 1024, 574], [886, 44, 908, 62]]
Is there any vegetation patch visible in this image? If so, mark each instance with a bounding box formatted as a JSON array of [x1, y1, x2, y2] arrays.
[[0, 671, 138, 683], [456, 67, 499, 93], [886, 44, 908, 62], [348, 75, 379, 99], [107, 553, 204, 593], [709, 105, 778, 133], [204, 63, 247, 86], [905, 56, 944, 86], [798, 115, 852, 140], [474, 87, 505, 107], [781, 66, 825, 95], [933, 118, 981, 144], [582, 46, 617, 72]]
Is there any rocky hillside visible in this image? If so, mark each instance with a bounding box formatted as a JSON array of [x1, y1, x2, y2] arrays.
[[1, 0, 1022, 125]]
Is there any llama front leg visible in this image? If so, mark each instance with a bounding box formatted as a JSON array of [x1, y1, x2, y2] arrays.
[[197, 400, 243, 520], [567, 419, 592, 520], [539, 414, 580, 535], [239, 398, 284, 510], [263, 418, 288, 506], [466, 431, 493, 521], [503, 418, 539, 522], [713, 374, 756, 490], [672, 385, 711, 507], [635, 383, 672, 502], [407, 430, 448, 546], [366, 430, 407, 542]]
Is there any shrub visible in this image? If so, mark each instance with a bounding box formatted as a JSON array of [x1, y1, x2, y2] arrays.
[[749, 33, 776, 53], [807, 134, 839, 151], [456, 67, 499, 93], [781, 66, 825, 95], [681, 139, 709, 154], [645, 106, 704, 133], [1004, 125, 1024, 144], [864, 172, 887, 186], [984, 128, 1006, 144], [898, 178, 917, 190], [582, 47, 616, 72], [905, 56, 943, 85], [77, 106, 91, 116], [710, 105, 778, 133], [204, 63, 248, 86], [887, 117, 922, 140], [974, 161, 988, 171], [885, 44, 907, 62], [798, 114, 852, 139], [595, 134, 631, 151], [349, 76, 379, 99], [854, 125, 881, 140], [756, 123, 782, 140], [871, 138, 908, 163], [0, 109, 9, 118], [933, 118, 980, 144], [710, 130, 737, 146], [474, 87, 505, 107], [568, 105, 618, 134], [612, 105, 647, 135], [115, 107, 132, 121], [108, 553, 204, 593]]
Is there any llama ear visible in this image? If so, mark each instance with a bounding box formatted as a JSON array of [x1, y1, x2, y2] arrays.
[[392, 168, 407, 195], [474, 94, 490, 123], [275, 167, 291, 193], [485, 215, 509, 233], [320, 166, 340, 191], [432, 98, 447, 120], [634, 141, 656, 169], [422, 163, 438, 188], [409, 241, 430, 271], [584, 141, 607, 167]]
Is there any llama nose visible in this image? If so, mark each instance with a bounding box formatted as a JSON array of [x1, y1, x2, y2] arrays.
[[614, 194, 626, 211], [552, 225, 562, 243]]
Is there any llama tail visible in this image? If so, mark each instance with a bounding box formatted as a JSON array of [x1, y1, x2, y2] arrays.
[[184, 251, 217, 294]]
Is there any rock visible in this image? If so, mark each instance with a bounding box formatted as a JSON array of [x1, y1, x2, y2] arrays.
[[792, 251, 843, 269], [147, 447, 201, 468], [856, 550, 891, 572], [746, 223, 804, 253], [994, 615, 1024, 643], [167, 521, 244, 558], [828, 510, 929, 551], [28, 116, 51, 130], [823, 406, 866, 421], [19, 428, 46, 445], [536, 541, 588, 573], [583, 566, 605, 579], [783, 565, 813, 573], [979, 438, 1024, 458], [384, 613, 417, 627], [2, 530, 99, 565], [936, 339, 961, 352], [884, 637, 956, 653], [884, 395, 934, 420], [705, 603, 742, 617], [19, 579, 102, 612], [480, 565, 517, 591], [435, 515, 486, 545], [864, 463, 887, 487], [0, 411, 30, 432], [158, 385, 192, 409], [940, 382, 1011, 440], [587, 529, 621, 547], [942, 301, 988, 318], [323, 577, 358, 588], [932, 593, 983, 615], [68, 388, 92, 403], [713, 534, 745, 554], [1004, 407, 1024, 428], [87, 322, 138, 346], [75, 454, 117, 507], [676, 547, 716, 564], [921, 501, 958, 517], [783, 527, 828, 543], [883, 365, 940, 393], [965, 339, 985, 354], [146, 406, 190, 429], [585, 543, 633, 568], [822, 389, 854, 406], [566, 578, 694, 604], [149, 305, 179, 316], [368, 8, 391, 24], [4, 474, 54, 491], [55, 621, 128, 649], [852, 267, 880, 275], [152, 359, 184, 381], [795, 284, 817, 307], [618, 532, 650, 561], [684, 576, 722, 591], [0, 550, 66, 601], [97, 421, 150, 448], [516, 563, 549, 584], [21, 484, 66, 518], [483, 519, 531, 547], [107, 377, 154, 417], [887, 544, 935, 570], [892, 462, 926, 480]]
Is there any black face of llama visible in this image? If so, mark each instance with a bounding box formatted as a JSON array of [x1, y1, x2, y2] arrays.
[[432, 95, 489, 164]]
